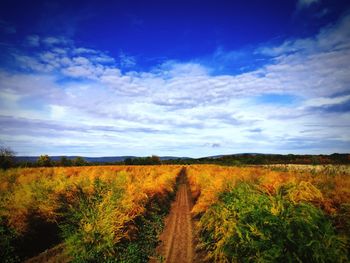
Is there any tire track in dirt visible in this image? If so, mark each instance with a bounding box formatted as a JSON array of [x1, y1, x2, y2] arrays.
[[151, 168, 195, 263]]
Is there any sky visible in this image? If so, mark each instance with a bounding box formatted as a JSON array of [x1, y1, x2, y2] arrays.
[[0, 0, 350, 157]]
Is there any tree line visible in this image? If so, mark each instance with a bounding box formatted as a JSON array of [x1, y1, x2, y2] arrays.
[[1, 145, 350, 170], [163, 153, 350, 166], [1, 153, 90, 169]]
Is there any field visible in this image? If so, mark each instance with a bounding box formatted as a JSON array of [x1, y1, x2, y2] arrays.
[[187, 165, 350, 262], [0, 165, 182, 262], [1, 164, 349, 262]]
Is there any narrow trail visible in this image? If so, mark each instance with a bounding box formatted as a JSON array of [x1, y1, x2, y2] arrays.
[[151, 168, 195, 263]]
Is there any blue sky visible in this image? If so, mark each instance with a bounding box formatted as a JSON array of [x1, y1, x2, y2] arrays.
[[0, 0, 350, 157]]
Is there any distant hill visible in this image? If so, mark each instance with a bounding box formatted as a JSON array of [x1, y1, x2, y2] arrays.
[[14, 153, 350, 166], [15, 155, 190, 163], [204, 153, 263, 159]]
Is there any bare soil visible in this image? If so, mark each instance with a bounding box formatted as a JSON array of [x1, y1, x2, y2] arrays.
[[151, 168, 196, 263]]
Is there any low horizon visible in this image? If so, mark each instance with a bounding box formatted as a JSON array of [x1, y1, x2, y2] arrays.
[[14, 152, 350, 159], [1, 0, 350, 156]]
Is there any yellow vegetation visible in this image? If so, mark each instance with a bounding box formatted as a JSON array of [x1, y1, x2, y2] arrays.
[[187, 164, 350, 216], [0, 165, 182, 234], [187, 164, 350, 262]]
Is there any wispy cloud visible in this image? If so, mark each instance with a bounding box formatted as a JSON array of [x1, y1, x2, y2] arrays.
[[303, 95, 350, 108], [119, 51, 136, 69], [42, 36, 71, 46]]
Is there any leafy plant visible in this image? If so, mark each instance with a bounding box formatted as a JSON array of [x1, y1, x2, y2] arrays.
[[0, 217, 20, 263], [198, 182, 348, 263], [59, 178, 125, 262], [59, 178, 173, 262], [114, 197, 171, 262], [0, 165, 181, 260]]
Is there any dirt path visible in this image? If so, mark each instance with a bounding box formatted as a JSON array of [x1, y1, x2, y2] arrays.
[[151, 168, 195, 263]]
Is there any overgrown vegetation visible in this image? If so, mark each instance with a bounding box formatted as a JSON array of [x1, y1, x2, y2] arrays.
[[59, 178, 173, 262], [187, 165, 350, 262], [1, 164, 349, 262], [0, 217, 19, 263], [0, 165, 181, 262], [199, 182, 347, 262]]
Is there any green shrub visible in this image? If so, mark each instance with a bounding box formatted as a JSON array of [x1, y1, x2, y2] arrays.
[[59, 178, 124, 262], [0, 217, 20, 263], [59, 179, 172, 263], [199, 182, 348, 263], [115, 200, 169, 262]]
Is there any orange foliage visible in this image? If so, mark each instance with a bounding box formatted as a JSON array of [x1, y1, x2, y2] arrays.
[[0, 165, 182, 234], [187, 164, 350, 217]]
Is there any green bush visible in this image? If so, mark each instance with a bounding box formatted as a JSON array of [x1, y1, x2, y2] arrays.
[[199, 182, 348, 263], [59, 178, 172, 262], [59, 178, 124, 262], [114, 200, 170, 262], [0, 217, 20, 263]]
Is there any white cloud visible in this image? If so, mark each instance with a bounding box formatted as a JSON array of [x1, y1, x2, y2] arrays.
[[303, 95, 350, 108], [50, 105, 67, 119], [92, 55, 115, 64], [73, 56, 91, 65], [42, 36, 70, 46], [74, 47, 98, 54], [1, 14, 350, 156], [61, 65, 95, 78], [51, 48, 67, 55], [157, 61, 209, 77], [13, 54, 54, 72]]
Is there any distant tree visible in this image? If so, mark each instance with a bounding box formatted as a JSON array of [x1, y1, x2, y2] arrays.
[[37, 155, 52, 167], [59, 156, 72, 167], [151, 155, 161, 165], [124, 157, 133, 165], [311, 156, 320, 165], [73, 157, 87, 166], [0, 146, 15, 169], [124, 156, 161, 165]]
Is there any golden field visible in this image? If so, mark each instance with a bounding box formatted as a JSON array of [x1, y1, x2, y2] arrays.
[[1, 164, 349, 262], [187, 164, 350, 262], [0, 165, 182, 262]]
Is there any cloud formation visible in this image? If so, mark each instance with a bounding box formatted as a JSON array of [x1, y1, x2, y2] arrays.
[[1, 14, 350, 156]]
